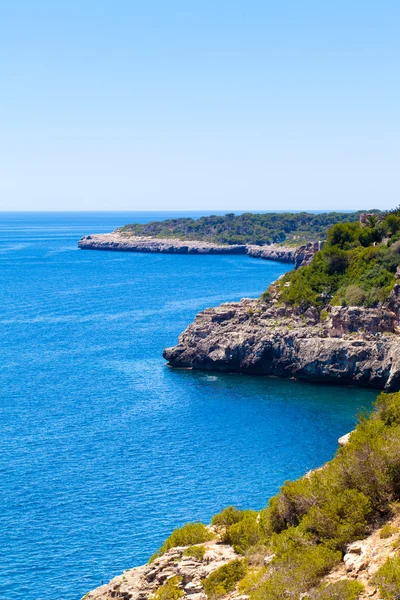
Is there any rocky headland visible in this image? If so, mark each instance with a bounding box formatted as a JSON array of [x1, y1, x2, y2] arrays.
[[78, 233, 317, 266], [163, 282, 400, 391]]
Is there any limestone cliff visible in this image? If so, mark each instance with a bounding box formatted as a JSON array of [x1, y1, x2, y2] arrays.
[[163, 286, 400, 391]]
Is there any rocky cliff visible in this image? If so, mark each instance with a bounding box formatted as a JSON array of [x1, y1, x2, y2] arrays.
[[78, 233, 248, 255], [163, 285, 400, 391], [78, 233, 317, 265]]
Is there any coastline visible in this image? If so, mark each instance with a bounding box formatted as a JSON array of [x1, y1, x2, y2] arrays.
[[77, 232, 318, 266]]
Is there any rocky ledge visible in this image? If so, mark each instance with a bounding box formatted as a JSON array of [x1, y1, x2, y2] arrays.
[[83, 542, 237, 600], [163, 285, 400, 391], [78, 233, 317, 265]]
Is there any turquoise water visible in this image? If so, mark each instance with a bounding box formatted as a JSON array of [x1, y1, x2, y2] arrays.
[[0, 213, 376, 600]]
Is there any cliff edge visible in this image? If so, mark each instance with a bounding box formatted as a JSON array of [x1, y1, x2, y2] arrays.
[[163, 285, 400, 390]]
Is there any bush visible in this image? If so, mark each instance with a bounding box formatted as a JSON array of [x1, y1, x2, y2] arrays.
[[343, 285, 366, 306], [183, 545, 207, 560], [380, 524, 396, 539], [224, 511, 263, 554], [244, 544, 341, 600], [212, 506, 245, 529], [373, 555, 400, 599], [299, 489, 371, 550], [309, 579, 364, 599], [212, 508, 266, 554], [203, 560, 247, 599], [153, 576, 184, 600], [150, 523, 214, 562], [326, 222, 361, 250]]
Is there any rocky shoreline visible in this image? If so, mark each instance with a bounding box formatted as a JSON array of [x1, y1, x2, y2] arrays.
[[78, 233, 318, 266], [163, 283, 400, 391], [83, 542, 237, 600]]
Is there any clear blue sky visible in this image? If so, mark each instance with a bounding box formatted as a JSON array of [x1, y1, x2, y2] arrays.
[[1, 1, 399, 211]]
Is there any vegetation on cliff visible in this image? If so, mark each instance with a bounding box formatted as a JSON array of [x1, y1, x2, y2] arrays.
[[374, 554, 400, 599], [152, 391, 400, 599], [150, 522, 214, 562], [117, 211, 377, 246], [277, 209, 400, 309]]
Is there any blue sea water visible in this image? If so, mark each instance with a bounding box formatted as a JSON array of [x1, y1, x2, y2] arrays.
[[0, 212, 377, 600]]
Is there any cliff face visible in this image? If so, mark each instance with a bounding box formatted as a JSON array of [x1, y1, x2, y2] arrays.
[[78, 233, 317, 265], [163, 286, 400, 391], [78, 234, 248, 255]]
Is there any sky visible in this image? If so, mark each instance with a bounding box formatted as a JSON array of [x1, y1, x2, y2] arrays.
[[0, 1, 399, 212]]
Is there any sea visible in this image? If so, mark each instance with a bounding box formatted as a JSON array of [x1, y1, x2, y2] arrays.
[[0, 212, 377, 600]]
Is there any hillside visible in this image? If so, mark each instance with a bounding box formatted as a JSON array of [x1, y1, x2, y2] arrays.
[[117, 211, 379, 246], [276, 210, 400, 309]]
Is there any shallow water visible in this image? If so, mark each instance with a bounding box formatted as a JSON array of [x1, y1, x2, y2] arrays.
[[0, 212, 377, 600]]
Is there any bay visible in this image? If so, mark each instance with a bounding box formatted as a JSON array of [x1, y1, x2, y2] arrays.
[[0, 212, 376, 600]]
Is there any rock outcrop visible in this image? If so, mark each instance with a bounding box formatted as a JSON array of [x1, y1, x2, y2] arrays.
[[323, 513, 400, 599], [163, 291, 400, 391], [83, 542, 237, 600], [78, 233, 317, 266]]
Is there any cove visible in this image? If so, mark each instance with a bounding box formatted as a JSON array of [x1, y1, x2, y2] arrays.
[[0, 212, 377, 600]]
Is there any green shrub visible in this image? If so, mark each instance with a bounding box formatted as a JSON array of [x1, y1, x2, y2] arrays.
[[183, 545, 207, 560], [212, 508, 266, 554], [150, 523, 214, 562], [373, 555, 400, 599], [224, 511, 263, 554], [237, 567, 265, 595], [212, 506, 248, 530], [380, 524, 396, 539], [244, 544, 341, 600], [309, 579, 364, 599], [299, 488, 371, 550], [203, 560, 247, 599], [392, 535, 400, 550], [153, 576, 184, 600], [343, 285, 366, 306]]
